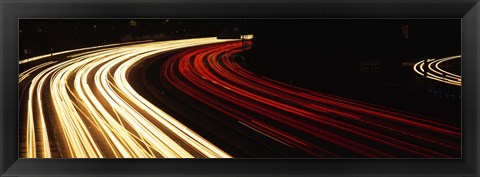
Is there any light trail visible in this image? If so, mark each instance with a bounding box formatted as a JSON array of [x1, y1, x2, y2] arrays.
[[161, 41, 461, 158], [25, 62, 60, 158], [20, 37, 239, 158], [19, 40, 153, 64], [413, 55, 461, 86], [20, 36, 461, 158]]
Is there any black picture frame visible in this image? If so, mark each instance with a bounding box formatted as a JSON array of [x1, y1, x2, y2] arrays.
[[1, 0, 479, 176]]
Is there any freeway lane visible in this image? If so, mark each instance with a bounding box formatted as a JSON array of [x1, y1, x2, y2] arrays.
[[155, 41, 460, 158], [19, 37, 236, 158]]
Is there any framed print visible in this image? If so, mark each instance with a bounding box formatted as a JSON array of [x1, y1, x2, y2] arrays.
[[1, 0, 479, 176]]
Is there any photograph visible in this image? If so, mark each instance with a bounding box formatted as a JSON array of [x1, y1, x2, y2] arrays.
[[19, 19, 461, 158]]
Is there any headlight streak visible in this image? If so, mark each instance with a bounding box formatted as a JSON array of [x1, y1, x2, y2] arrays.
[[114, 46, 232, 158], [24, 61, 61, 158], [20, 36, 460, 158], [161, 41, 460, 158], [413, 55, 461, 86], [20, 37, 236, 158]]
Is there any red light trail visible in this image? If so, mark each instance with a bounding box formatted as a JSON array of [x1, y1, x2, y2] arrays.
[[161, 41, 460, 158]]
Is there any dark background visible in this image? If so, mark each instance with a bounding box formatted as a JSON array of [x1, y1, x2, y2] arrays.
[[19, 19, 461, 124]]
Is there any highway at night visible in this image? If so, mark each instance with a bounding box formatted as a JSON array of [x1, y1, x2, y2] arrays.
[[20, 37, 461, 158]]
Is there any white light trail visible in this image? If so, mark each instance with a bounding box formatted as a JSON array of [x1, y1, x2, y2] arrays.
[[413, 55, 461, 86], [20, 37, 241, 158]]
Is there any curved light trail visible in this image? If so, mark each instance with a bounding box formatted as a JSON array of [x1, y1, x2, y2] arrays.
[[19, 40, 154, 64], [20, 37, 237, 158], [413, 55, 461, 86], [20, 35, 460, 158], [160, 41, 460, 158]]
